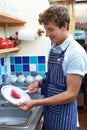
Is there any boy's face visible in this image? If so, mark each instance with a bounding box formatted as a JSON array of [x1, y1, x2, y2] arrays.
[[44, 21, 68, 46]]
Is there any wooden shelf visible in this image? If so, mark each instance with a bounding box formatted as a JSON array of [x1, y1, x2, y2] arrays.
[[0, 12, 26, 27], [0, 12, 26, 54], [0, 46, 21, 54]]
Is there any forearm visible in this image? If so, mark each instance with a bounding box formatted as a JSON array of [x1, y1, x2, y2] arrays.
[[33, 90, 78, 106], [32, 75, 81, 106]]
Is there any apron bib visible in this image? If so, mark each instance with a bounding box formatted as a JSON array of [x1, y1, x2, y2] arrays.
[[43, 48, 77, 130]]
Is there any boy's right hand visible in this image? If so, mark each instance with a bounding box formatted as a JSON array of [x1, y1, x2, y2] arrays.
[[28, 81, 39, 94]]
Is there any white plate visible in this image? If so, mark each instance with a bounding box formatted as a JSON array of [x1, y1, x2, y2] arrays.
[[1, 85, 30, 105]]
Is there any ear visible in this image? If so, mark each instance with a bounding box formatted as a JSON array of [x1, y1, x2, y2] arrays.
[[64, 23, 68, 29]]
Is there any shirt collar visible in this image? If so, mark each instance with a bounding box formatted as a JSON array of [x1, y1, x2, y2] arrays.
[[60, 35, 73, 51], [52, 35, 73, 53]]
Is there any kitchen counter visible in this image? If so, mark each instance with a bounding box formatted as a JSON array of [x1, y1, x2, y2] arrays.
[[0, 91, 43, 130]]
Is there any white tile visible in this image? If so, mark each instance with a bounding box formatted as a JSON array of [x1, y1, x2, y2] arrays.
[[30, 64, 36, 71]]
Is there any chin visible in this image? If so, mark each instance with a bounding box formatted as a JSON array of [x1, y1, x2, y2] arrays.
[[50, 39, 55, 43]]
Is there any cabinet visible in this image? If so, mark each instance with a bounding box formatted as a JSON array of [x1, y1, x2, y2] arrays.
[[0, 12, 26, 54]]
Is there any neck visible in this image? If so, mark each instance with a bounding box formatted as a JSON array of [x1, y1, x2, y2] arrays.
[[56, 33, 70, 46]]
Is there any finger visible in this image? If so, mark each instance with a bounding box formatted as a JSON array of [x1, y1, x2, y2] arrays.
[[18, 105, 27, 111], [17, 102, 25, 106]]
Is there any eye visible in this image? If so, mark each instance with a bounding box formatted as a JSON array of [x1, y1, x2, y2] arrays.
[[48, 28, 54, 32], [49, 29, 53, 31]]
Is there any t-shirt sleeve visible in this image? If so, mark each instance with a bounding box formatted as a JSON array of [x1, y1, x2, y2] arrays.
[[64, 52, 87, 76]]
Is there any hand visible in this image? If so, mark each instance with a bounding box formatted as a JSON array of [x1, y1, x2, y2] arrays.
[[17, 99, 35, 111], [28, 81, 39, 94]]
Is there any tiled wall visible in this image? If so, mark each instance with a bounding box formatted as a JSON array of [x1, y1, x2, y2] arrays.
[[0, 57, 8, 85], [10, 56, 46, 77], [0, 55, 46, 86]]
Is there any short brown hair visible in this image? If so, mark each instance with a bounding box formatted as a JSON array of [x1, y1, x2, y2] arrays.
[[38, 6, 70, 30]]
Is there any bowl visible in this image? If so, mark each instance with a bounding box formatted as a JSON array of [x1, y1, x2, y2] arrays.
[[9, 75, 17, 83], [25, 75, 34, 84], [17, 75, 25, 83], [34, 75, 43, 81]]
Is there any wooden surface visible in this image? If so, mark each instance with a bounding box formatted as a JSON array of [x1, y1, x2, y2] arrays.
[[0, 46, 21, 54], [0, 12, 26, 27]]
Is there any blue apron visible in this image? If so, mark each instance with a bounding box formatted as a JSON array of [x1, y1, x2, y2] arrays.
[[42, 47, 77, 130]]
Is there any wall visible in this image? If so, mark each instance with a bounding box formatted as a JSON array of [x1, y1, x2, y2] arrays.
[[8, 0, 50, 56], [0, 0, 51, 85]]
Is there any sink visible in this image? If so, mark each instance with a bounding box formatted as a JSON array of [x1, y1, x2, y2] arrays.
[[0, 106, 32, 128], [0, 91, 43, 129]]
